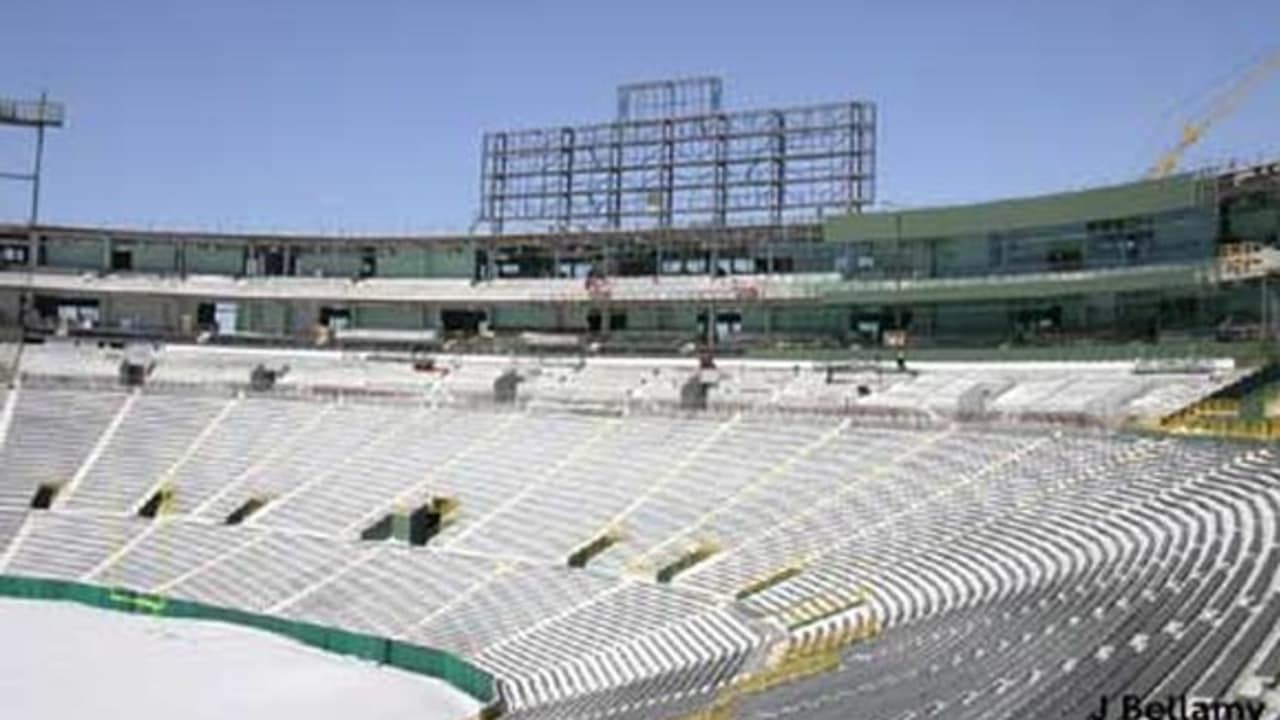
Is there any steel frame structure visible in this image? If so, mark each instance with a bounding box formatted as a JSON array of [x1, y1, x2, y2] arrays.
[[616, 76, 723, 121], [480, 93, 875, 234], [0, 94, 65, 226]]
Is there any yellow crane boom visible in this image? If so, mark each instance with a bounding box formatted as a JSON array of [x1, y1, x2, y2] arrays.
[[1148, 51, 1280, 179]]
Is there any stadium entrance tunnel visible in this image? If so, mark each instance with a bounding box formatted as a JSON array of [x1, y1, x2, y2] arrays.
[[493, 369, 522, 404], [225, 496, 268, 525], [137, 487, 176, 519], [117, 344, 156, 387], [656, 541, 719, 583], [735, 564, 807, 601], [362, 498, 457, 546], [567, 528, 623, 568], [680, 371, 718, 411], [248, 364, 288, 392], [118, 360, 146, 386], [29, 483, 61, 510]]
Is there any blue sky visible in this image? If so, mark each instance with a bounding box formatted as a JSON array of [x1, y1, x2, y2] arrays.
[[1, 0, 1277, 233]]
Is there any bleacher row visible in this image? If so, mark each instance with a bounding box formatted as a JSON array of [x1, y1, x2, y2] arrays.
[[9, 341, 1243, 425], [736, 448, 1280, 719], [0, 373, 1278, 716]]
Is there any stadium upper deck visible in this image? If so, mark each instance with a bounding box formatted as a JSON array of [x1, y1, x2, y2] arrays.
[[0, 161, 1276, 352]]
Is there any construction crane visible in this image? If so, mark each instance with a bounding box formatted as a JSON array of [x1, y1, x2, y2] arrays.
[[1147, 51, 1280, 179]]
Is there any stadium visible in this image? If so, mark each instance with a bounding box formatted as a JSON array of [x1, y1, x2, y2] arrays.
[[2, 56, 1280, 720]]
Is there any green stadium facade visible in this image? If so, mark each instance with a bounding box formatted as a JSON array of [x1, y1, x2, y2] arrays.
[[0, 162, 1276, 354]]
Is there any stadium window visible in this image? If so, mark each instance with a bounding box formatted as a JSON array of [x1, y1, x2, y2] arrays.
[[1087, 215, 1153, 265], [441, 309, 485, 334], [196, 303, 216, 327], [772, 256, 794, 273], [0, 244, 28, 265], [214, 302, 239, 335], [558, 260, 593, 278], [617, 251, 657, 276], [111, 249, 133, 271], [319, 306, 352, 330], [716, 313, 741, 337], [609, 311, 627, 331], [853, 319, 880, 344], [252, 247, 286, 276], [988, 235, 1004, 268], [1046, 245, 1083, 271], [887, 308, 914, 331], [56, 301, 100, 328], [698, 310, 742, 340]]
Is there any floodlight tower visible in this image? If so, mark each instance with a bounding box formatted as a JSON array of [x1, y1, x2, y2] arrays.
[[0, 93, 65, 225]]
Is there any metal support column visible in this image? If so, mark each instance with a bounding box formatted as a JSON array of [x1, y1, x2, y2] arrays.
[[29, 110, 46, 226]]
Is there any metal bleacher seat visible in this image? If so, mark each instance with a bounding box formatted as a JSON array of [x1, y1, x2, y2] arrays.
[[0, 350, 1277, 718]]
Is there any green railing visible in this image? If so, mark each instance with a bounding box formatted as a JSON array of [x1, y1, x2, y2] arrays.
[[0, 574, 498, 709]]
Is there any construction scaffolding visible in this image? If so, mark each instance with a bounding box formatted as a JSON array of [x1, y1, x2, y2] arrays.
[[0, 94, 65, 225], [479, 78, 876, 233], [616, 76, 723, 121]]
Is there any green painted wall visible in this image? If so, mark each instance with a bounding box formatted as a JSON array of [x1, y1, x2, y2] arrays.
[[424, 246, 473, 278], [1229, 207, 1280, 242], [492, 305, 558, 329], [187, 246, 244, 275], [825, 174, 1203, 243], [296, 248, 362, 277], [122, 241, 178, 273], [771, 306, 847, 334], [237, 300, 290, 335], [105, 295, 176, 330], [289, 246, 472, 279], [352, 304, 429, 329], [929, 302, 1007, 338], [376, 248, 429, 278], [43, 238, 103, 270]]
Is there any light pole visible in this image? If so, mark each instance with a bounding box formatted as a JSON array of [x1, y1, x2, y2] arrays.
[[0, 93, 65, 226]]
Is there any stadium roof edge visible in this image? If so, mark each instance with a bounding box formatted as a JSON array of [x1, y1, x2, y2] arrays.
[[0, 220, 822, 248], [824, 172, 1208, 243]]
